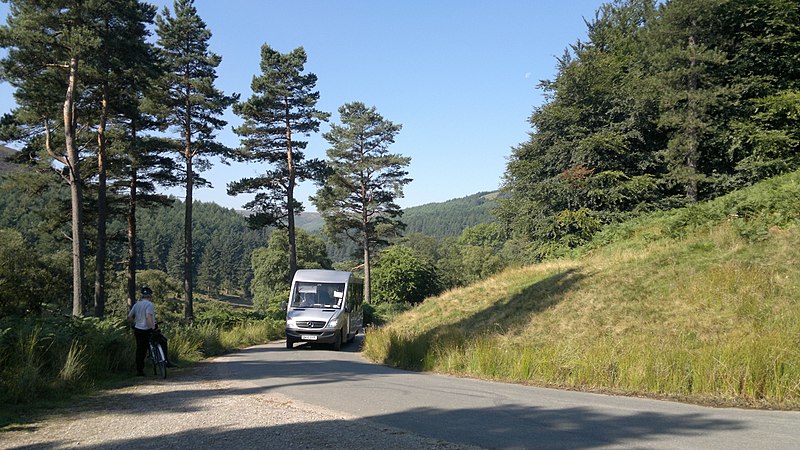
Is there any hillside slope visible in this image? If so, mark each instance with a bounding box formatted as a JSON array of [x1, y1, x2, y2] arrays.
[[0, 146, 20, 174], [295, 191, 498, 239], [363, 171, 800, 409], [402, 191, 497, 238]]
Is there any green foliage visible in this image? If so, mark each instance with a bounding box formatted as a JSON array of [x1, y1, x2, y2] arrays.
[[135, 269, 184, 323], [372, 246, 440, 304], [0, 315, 131, 405], [167, 317, 283, 363], [249, 228, 331, 316], [589, 170, 800, 249], [136, 200, 270, 296], [396, 227, 509, 291], [501, 0, 800, 254], [0, 299, 282, 409], [363, 301, 413, 327], [0, 229, 70, 316]]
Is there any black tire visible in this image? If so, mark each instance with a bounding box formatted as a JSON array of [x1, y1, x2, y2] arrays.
[[155, 343, 167, 379], [332, 330, 342, 351], [286, 339, 294, 349], [149, 345, 157, 376]]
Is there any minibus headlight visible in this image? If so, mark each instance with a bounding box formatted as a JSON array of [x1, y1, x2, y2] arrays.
[[286, 319, 295, 327], [327, 317, 339, 328]]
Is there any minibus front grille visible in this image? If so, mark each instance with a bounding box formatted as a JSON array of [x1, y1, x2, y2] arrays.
[[297, 321, 326, 329]]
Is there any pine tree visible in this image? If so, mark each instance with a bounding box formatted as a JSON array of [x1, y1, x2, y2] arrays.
[[153, 0, 237, 321], [312, 102, 410, 303], [651, 0, 731, 202], [228, 45, 328, 280], [83, 0, 163, 317], [0, 0, 109, 316]]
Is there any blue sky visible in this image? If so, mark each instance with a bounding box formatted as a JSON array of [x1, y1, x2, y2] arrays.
[[0, 0, 605, 210]]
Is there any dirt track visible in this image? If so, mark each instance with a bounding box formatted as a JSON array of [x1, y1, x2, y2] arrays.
[[1, 356, 472, 449]]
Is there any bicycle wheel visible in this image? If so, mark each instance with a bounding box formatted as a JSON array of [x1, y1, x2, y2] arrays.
[[154, 343, 167, 379], [148, 343, 158, 376]]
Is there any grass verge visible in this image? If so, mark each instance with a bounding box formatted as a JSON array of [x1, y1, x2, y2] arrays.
[[363, 172, 800, 409]]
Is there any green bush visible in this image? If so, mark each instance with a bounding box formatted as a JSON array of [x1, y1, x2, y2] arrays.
[[0, 289, 284, 410], [372, 246, 440, 304], [0, 229, 70, 316]]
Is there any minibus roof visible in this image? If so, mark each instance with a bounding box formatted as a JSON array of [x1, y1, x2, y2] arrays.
[[293, 269, 354, 284]]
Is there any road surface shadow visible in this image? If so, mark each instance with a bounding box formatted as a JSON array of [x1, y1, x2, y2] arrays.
[[3, 343, 757, 450], [6, 402, 744, 450]]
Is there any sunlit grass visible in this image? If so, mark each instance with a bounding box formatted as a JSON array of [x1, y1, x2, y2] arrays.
[[364, 173, 800, 408]]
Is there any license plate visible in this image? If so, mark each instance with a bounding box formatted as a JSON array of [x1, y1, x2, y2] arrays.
[[301, 335, 318, 341]]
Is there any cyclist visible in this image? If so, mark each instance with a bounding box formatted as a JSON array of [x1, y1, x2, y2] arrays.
[[128, 286, 174, 376]]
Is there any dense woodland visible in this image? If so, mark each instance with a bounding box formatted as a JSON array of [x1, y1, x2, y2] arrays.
[[498, 0, 800, 261], [0, 148, 496, 316], [1, 0, 799, 319]]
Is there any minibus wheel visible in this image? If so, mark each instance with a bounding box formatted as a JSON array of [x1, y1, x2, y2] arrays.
[[286, 338, 294, 349], [333, 330, 342, 351]]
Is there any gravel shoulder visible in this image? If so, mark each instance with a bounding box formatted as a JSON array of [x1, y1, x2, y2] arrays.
[[1, 351, 475, 450]]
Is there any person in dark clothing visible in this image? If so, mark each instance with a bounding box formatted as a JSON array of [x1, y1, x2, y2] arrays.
[[127, 287, 174, 375]]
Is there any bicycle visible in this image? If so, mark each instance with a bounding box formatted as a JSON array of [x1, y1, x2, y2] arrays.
[[148, 332, 167, 379]]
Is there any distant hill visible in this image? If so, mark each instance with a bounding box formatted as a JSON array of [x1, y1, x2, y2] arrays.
[[0, 146, 20, 174], [402, 191, 498, 238], [294, 211, 323, 233], [294, 191, 499, 239]]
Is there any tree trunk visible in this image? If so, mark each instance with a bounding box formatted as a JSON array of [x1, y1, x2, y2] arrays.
[[94, 83, 109, 318], [686, 35, 699, 202], [184, 148, 194, 321], [363, 240, 371, 304], [183, 75, 194, 322], [362, 196, 372, 303], [285, 101, 298, 279], [126, 124, 138, 310], [65, 56, 86, 317]]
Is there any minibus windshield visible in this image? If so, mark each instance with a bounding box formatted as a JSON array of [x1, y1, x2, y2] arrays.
[[290, 282, 345, 308]]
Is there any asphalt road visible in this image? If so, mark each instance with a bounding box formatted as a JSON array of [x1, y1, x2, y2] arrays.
[[210, 335, 800, 450]]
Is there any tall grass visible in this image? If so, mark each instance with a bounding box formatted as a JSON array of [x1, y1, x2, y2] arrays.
[[363, 171, 800, 409], [166, 318, 284, 364], [0, 311, 284, 411]]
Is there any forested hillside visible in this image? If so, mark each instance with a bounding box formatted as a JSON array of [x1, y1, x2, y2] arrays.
[[296, 192, 497, 239], [498, 0, 800, 261], [0, 164, 269, 310], [402, 192, 497, 238]]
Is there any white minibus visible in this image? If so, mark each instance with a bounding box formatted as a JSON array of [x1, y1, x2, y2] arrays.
[[284, 269, 364, 350]]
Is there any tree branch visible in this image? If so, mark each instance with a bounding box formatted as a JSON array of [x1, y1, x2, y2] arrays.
[[43, 118, 68, 166]]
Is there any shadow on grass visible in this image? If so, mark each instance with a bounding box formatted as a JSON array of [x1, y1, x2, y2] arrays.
[[382, 268, 586, 370]]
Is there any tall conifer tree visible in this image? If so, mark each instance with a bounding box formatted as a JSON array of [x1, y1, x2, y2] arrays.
[[228, 45, 327, 280], [312, 102, 410, 304], [85, 0, 161, 317], [652, 0, 730, 202], [153, 0, 236, 321], [0, 0, 108, 316]]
